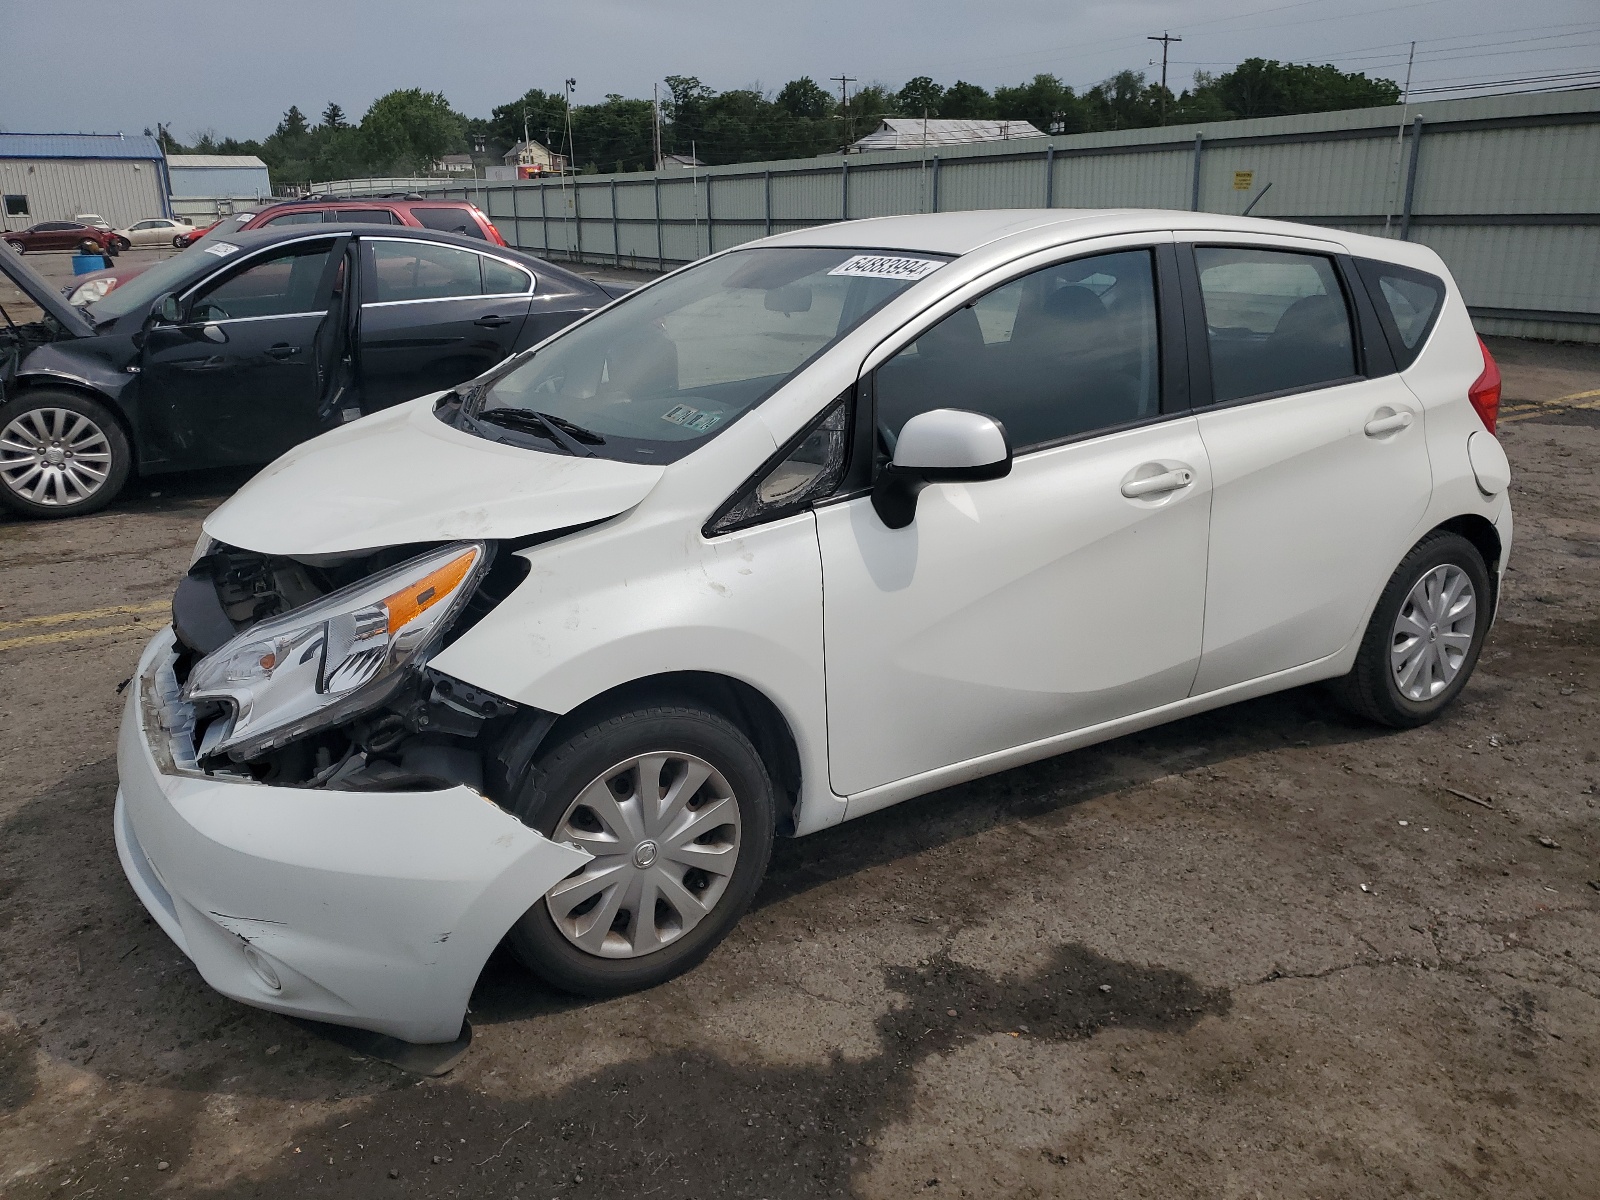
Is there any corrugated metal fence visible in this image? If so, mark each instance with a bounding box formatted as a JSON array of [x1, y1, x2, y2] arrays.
[[317, 88, 1600, 342]]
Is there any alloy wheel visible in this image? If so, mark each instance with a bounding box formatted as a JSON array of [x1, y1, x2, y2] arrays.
[[0, 407, 115, 507], [1390, 564, 1477, 701], [547, 751, 742, 958]]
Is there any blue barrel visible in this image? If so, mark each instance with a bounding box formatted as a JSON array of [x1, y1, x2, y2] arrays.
[[72, 254, 106, 274]]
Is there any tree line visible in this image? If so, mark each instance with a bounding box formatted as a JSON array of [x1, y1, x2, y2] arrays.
[[158, 59, 1399, 186]]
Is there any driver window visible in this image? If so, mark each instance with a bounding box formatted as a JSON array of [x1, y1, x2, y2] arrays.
[[875, 249, 1161, 453], [189, 242, 334, 322]]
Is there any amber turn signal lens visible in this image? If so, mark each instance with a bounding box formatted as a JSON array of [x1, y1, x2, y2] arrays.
[[382, 548, 478, 635]]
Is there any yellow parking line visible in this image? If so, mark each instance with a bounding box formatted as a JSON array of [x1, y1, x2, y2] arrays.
[[0, 601, 168, 634], [1501, 394, 1600, 423], [0, 620, 162, 654]]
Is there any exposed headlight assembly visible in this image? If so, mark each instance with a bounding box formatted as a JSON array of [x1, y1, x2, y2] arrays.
[[183, 542, 488, 761], [69, 277, 116, 306]]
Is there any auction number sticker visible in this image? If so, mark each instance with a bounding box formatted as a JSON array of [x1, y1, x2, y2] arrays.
[[662, 403, 723, 432], [827, 255, 943, 281], [202, 241, 242, 258]]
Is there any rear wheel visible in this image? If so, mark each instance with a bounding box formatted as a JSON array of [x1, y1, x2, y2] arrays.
[[113, 236, 131, 251], [172, 234, 187, 248], [1329, 531, 1491, 727], [0, 391, 131, 518], [507, 703, 776, 996]]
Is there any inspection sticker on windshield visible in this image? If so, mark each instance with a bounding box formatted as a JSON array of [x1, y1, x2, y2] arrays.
[[202, 241, 241, 258], [662, 403, 723, 432], [828, 254, 943, 281]]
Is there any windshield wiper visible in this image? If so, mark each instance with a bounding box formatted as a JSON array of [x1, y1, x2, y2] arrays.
[[475, 406, 597, 457], [531, 411, 606, 445]]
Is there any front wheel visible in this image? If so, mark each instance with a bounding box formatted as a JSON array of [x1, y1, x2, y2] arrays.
[[1330, 531, 1492, 728], [507, 703, 776, 996], [113, 236, 131, 251], [0, 391, 132, 518]]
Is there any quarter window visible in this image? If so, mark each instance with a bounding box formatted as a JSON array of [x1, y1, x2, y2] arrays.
[[1356, 258, 1444, 370], [1195, 247, 1356, 403], [370, 241, 484, 302], [875, 249, 1161, 453], [482, 256, 533, 295], [189, 242, 334, 321], [412, 207, 486, 239]]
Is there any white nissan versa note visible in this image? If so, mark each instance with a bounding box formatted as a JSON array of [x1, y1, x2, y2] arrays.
[[116, 210, 1512, 1044]]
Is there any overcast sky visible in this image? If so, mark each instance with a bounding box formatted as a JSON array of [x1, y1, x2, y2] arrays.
[[3, 0, 1596, 141]]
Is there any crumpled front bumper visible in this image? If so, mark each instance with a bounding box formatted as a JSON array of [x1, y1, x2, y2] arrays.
[[115, 629, 588, 1044]]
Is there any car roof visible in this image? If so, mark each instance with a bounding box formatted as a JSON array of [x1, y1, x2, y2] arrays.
[[756, 207, 1442, 272], [181, 225, 595, 291]]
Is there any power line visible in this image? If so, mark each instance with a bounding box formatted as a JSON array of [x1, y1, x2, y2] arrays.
[[1147, 31, 1182, 123]]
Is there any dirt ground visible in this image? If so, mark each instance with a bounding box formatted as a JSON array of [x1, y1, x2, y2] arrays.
[[1, 332, 1597, 1200]]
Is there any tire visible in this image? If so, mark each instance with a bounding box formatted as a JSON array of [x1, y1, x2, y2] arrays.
[[173, 234, 187, 248], [1329, 531, 1492, 728], [0, 390, 132, 519], [114, 236, 131, 251], [507, 702, 776, 997], [7, 240, 24, 254]]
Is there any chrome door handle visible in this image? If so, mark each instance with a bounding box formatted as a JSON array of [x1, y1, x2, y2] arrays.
[[1121, 468, 1194, 498], [1364, 410, 1413, 436]]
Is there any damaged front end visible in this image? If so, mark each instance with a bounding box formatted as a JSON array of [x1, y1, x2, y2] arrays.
[[117, 534, 592, 1045], [171, 536, 537, 797]]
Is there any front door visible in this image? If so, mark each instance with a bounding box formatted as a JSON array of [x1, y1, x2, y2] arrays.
[[1181, 237, 1434, 694], [357, 237, 533, 410], [817, 243, 1213, 797], [140, 236, 345, 467]]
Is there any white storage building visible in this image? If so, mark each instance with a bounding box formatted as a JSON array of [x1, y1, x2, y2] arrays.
[[0, 132, 171, 230]]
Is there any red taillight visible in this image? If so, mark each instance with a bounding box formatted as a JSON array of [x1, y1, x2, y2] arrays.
[[1468, 337, 1501, 435]]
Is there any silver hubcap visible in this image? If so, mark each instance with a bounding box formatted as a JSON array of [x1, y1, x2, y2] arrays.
[[1390, 564, 1477, 701], [0, 407, 113, 507], [547, 752, 742, 959]]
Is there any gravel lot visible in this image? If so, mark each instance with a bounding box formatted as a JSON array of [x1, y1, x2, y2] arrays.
[[1, 284, 1598, 1198]]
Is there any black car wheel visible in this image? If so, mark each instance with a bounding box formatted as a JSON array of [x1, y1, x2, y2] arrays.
[[1329, 531, 1492, 728], [114, 236, 131, 251], [7, 240, 24, 254], [172, 234, 187, 249], [507, 702, 777, 997], [0, 390, 131, 519]]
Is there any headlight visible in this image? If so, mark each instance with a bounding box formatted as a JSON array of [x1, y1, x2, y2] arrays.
[[183, 542, 487, 760], [69, 277, 116, 306]]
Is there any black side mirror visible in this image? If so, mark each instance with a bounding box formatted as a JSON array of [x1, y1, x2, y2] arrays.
[[151, 293, 180, 325], [871, 408, 1012, 529]]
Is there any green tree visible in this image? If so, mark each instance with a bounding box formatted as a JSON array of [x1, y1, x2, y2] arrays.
[[777, 77, 833, 120], [1082, 70, 1163, 130], [993, 73, 1083, 134], [1191, 58, 1400, 119], [358, 88, 467, 174], [940, 81, 995, 119], [277, 105, 310, 139], [320, 102, 348, 130], [895, 76, 945, 118]]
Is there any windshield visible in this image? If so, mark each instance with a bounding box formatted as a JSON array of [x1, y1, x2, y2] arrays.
[[85, 245, 212, 322], [466, 246, 947, 461]]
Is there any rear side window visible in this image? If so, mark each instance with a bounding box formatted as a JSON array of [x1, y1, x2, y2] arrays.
[[335, 208, 399, 225], [263, 211, 328, 227], [369, 240, 484, 302], [411, 206, 486, 239], [1195, 247, 1356, 404], [1356, 259, 1445, 370]]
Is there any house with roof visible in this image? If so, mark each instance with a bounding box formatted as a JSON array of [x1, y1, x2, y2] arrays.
[[0, 132, 171, 229]]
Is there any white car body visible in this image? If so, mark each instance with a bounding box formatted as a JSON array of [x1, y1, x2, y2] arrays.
[[116, 209, 1512, 1043], [113, 217, 191, 248]]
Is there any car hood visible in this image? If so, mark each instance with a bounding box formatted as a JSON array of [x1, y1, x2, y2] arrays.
[[204, 395, 667, 556], [0, 249, 94, 335]]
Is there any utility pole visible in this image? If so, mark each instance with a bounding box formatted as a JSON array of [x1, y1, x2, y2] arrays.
[[831, 74, 857, 150], [653, 82, 663, 171], [1384, 41, 1418, 235], [563, 77, 577, 171], [1147, 31, 1182, 124]]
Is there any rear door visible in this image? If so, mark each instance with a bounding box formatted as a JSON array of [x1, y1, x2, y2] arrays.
[[356, 236, 534, 409], [140, 236, 346, 467], [1180, 234, 1433, 693]]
